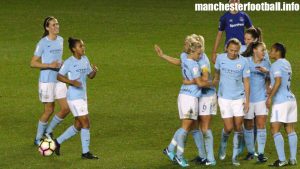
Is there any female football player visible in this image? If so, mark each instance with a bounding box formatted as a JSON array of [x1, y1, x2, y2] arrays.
[[267, 43, 297, 167], [54, 37, 99, 159], [242, 42, 270, 162], [213, 38, 250, 166], [30, 16, 70, 145]]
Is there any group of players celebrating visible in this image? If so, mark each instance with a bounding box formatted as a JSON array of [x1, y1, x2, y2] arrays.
[[154, 0, 297, 167]]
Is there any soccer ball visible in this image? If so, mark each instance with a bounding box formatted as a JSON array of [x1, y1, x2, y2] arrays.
[[38, 138, 56, 156]]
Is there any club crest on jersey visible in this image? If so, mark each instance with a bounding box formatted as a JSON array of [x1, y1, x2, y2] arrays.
[[239, 17, 244, 22], [193, 67, 199, 75], [236, 64, 242, 69], [229, 19, 233, 22]]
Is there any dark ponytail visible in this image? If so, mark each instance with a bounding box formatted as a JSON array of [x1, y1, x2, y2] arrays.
[[68, 37, 81, 53], [245, 27, 263, 42], [242, 41, 265, 57], [42, 16, 56, 38], [272, 43, 286, 58]]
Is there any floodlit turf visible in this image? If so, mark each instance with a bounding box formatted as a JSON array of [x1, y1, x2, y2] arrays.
[[0, 0, 299, 168]]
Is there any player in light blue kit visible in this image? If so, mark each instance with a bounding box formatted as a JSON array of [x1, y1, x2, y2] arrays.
[[30, 16, 70, 145], [239, 27, 270, 159], [53, 37, 99, 159], [213, 38, 250, 166], [155, 38, 213, 167], [155, 35, 217, 166], [241, 42, 270, 162], [267, 43, 298, 167]]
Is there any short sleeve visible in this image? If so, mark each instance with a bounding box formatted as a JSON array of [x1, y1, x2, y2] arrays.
[[200, 63, 209, 73], [243, 60, 250, 78], [34, 41, 44, 57], [244, 13, 253, 28], [59, 60, 70, 76], [218, 15, 226, 31], [272, 64, 282, 78], [215, 55, 221, 70], [180, 52, 187, 62]]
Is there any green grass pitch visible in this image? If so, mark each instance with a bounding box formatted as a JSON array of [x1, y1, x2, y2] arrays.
[[0, 0, 299, 168]]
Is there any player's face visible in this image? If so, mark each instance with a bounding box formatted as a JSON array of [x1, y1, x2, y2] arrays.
[[46, 19, 59, 35], [73, 40, 85, 56], [192, 47, 202, 60], [229, 0, 240, 12], [244, 33, 254, 46], [227, 44, 240, 59], [269, 47, 279, 60], [254, 45, 265, 61]]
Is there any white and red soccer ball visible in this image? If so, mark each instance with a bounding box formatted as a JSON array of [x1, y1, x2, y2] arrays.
[[38, 138, 56, 156]]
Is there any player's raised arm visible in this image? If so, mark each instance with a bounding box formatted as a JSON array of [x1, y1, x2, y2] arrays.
[[154, 44, 181, 66]]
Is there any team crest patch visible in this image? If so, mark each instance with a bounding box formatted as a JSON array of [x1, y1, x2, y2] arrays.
[[229, 19, 233, 22], [239, 17, 244, 22], [236, 64, 242, 69], [193, 67, 199, 75]]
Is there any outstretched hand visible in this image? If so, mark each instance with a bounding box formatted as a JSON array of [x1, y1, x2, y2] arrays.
[[91, 64, 99, 72], [154, 44, 164, 57]]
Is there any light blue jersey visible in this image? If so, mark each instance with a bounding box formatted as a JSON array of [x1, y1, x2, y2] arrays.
[[270, 58, 295, 104], [246, 56, 271, 103], [215, 53, 250, 100], [180, 52, 216, 97], [179, 56, 202, 98], [58, 56, 93, 100], [34, 36, 64, 82]]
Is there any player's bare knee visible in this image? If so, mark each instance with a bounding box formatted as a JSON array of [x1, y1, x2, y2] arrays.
[[201, 124, 209, 133], [271, 126, 280, 135], [234, 125, 243, 132], [202, 128, 210, 135], [74, 118, 82, 130], [224, 126, 233, 133], [61, 105, 70, 114], [81, 123, 90, 129], [256, 121, 265, 129], [284, 124, 295, 134]]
